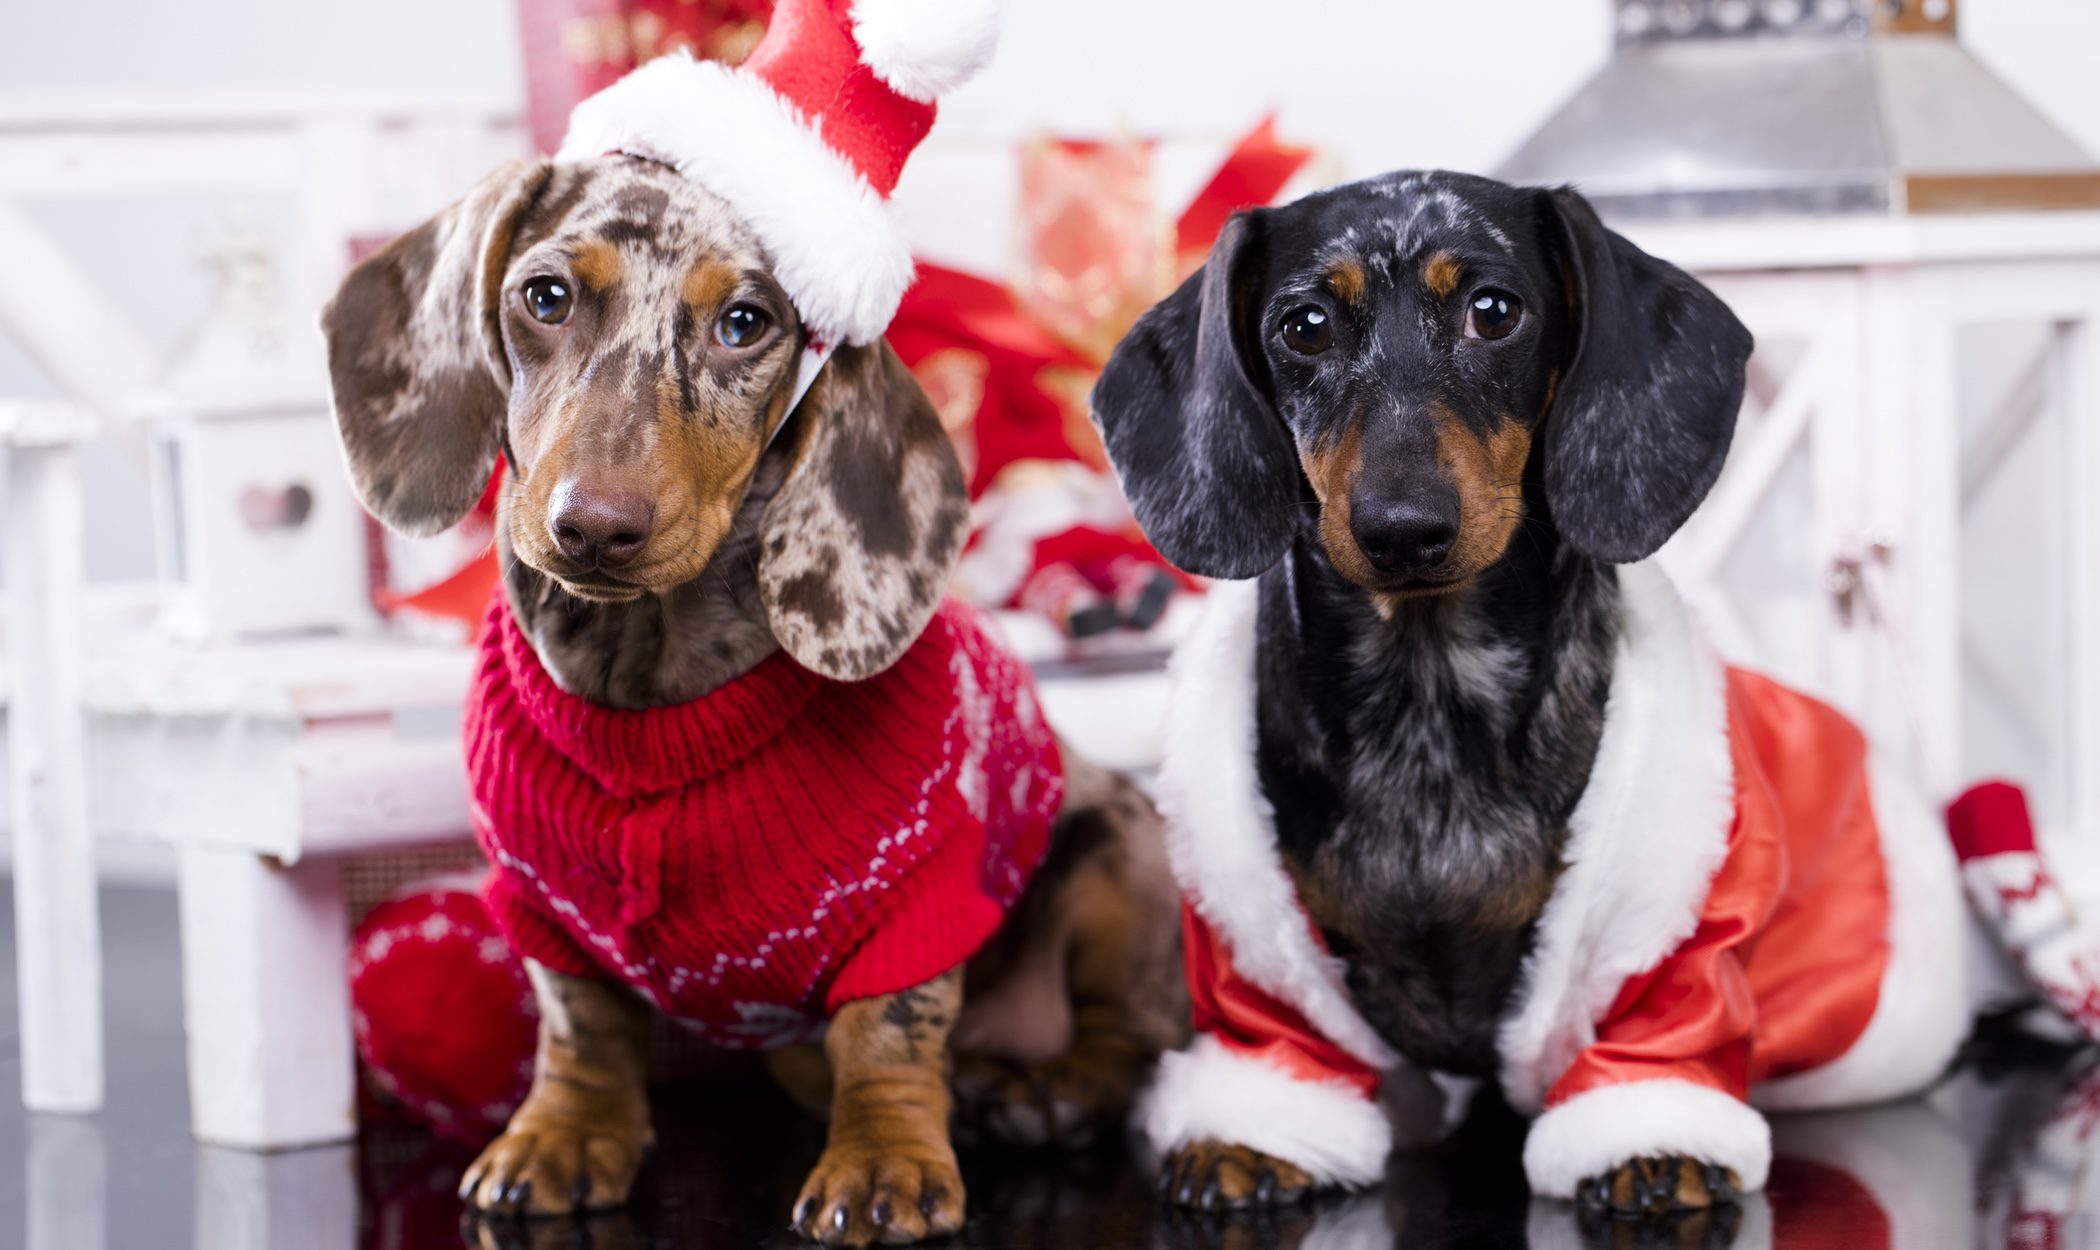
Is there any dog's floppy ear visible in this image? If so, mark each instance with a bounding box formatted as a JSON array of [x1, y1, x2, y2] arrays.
[[1539, 187, 1752, 563], [1091, 212, 1299, 579], [760, 343, 969, 682], [322, 160, 552, 537]]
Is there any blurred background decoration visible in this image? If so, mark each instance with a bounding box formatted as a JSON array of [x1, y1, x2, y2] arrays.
[[888, 121, 1317, 648], [2, 3, 2100, 1242], [515, 0, 773, 152]]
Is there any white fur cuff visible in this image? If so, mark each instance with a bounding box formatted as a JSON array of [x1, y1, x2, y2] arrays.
[[1523, 1079, 1772, 1200], [1141, 1035, 1393, 1190]]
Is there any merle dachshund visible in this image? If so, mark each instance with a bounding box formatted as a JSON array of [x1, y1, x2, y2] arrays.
[[323, 156, 1184, 1246]]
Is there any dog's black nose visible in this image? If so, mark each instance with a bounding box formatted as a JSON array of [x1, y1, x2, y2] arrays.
[[548, 480, 655, 570], [1350, 494, 1458, 576]]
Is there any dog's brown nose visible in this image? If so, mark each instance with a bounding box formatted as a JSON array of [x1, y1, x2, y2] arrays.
[[548, 479, 655, 570]]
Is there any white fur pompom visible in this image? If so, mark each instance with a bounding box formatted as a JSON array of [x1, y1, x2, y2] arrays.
[[851, 0, 999, 103]]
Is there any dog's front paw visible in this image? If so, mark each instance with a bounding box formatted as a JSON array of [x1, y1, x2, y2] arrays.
[[953, 1049, 1144, 1148], [791, 1141, 964, 1246], [1160, 1140, 1317, 1212], [1576, 1156, 1740, 1216], [459, 1115, 648, 1217]]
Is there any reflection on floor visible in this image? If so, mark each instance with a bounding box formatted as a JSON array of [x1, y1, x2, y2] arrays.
[[2, 884, 2096, 1248]]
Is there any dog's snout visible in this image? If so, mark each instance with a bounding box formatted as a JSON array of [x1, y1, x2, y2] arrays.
[[1350, 490, 1458, 576], [548, 479, 656, 570]]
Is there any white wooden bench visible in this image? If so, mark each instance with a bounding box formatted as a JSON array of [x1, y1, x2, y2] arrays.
[[84, 631, 477, 1149]]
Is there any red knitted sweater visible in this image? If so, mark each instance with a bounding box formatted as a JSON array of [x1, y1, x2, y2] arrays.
[[465, 595, 1064, 1049]]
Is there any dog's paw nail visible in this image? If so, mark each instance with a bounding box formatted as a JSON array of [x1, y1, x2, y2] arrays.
[[1255, 1171, 1278, 1206], [832, 1205, 849, 1234], [793, 1196, 816, 1228], [871, 1197, 893, 1228], [1199, 1176, 1222, 1212]]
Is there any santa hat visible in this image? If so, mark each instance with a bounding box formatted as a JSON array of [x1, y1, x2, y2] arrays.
[[557, 0, 998, 357]]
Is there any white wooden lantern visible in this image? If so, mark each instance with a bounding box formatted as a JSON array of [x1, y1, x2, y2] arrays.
[[142, 212, 376, 642], [1628, 215, 2100, 870]]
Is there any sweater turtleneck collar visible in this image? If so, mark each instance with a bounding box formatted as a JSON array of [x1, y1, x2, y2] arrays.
[[492, 597, 825, 797]]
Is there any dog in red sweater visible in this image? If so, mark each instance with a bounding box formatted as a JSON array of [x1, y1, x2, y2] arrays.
[[322, 155, 1184, 1244]]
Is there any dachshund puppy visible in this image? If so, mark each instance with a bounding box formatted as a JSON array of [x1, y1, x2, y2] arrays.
[[1094, 171, 1974, 1221], [324, 156, 1184, 1246]]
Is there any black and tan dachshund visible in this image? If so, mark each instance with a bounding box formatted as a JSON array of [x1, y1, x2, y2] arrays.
[[1093, 171, 1789, 1221]]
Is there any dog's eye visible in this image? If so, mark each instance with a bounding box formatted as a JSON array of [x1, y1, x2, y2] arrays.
[[1465, 289, 1522, 341], [1280, 305, 1333, 355], [521, 277, 572, 325], [717, 304, 771, 348]]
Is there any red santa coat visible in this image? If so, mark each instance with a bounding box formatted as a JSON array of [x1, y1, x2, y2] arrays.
[[1142, 564, 1969, 1197]]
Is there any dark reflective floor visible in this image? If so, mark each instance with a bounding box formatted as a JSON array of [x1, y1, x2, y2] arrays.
[[2, 884, 2094, 1249]]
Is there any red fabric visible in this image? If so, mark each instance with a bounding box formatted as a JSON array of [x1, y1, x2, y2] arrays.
[[1545, 668, 1893, 1108], [1183, 904, 1382, 1095], [1947, 779, 2037, 862], [741, 0, 932, 196], [349, 885, 538, 1139], [466, 593, 1063, 1047]]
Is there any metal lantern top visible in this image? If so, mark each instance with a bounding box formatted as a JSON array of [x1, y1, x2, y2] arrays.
[[1497, 0, 2100, 219]]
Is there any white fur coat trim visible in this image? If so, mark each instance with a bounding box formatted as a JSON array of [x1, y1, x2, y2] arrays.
[[1523, 1077, 1773, 1200], [1496, 562, 1738, 1115], [1157, 578, 1399, 1071], [1141, 1035, 1393, 1189], [557, 54, 913, 347]]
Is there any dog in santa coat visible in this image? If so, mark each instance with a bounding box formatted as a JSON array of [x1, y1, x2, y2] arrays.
[[323, 3, 1188, 1244], [1090, 168, 2076, 1222]]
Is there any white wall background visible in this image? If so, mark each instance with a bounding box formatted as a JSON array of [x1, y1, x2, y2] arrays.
[[9, 0, 2097, 167], [0, 0, 527, 100], [1, 0, 2098, 582]]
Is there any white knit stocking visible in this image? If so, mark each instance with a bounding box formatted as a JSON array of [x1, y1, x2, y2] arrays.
[[1953, 783, 2100, 1040]]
